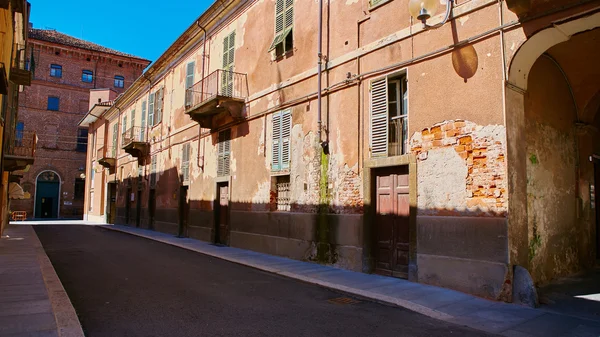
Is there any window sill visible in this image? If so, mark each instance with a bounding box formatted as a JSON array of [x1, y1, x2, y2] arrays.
[[272, 49, 295, 62], [368, 0, 392, 12], [271, 170, 290, 176]]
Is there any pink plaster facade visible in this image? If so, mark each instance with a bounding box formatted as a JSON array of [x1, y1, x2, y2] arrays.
[[82, 0, 600, 303]]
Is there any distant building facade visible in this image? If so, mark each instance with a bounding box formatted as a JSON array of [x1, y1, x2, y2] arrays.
[[11, 28, 149, 219], [81, 0, 600, 303]]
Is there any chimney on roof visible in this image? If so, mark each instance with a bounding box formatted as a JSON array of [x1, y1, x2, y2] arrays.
[[28, 23, 33, 29]]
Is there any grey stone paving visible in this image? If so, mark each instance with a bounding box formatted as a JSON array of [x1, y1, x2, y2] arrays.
[[98, 223, 600, 337], [0, 224, 84, 337]]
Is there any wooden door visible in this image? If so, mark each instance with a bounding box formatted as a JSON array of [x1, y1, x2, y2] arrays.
[[215, 183, 229, 245], [125, 187, 132, 225], [136, 190, 142, 228], [148, 189, 156, 230], [374, 166, 410, 278], [107, 183, 117, 224]]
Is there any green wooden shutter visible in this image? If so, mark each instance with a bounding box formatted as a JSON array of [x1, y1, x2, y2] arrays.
[[281, 109, 291, 170], [148, 92, 155, 126], [186, 62, 195, 106], [222, 32, 235, 96], [269, 0, 293, 52], [130, 109, 135, 129], [370, 77, 388, 157], [217, 130, 231, 176], [370, 0, 384, 7], [155, 88, 163, 125], [112, 123, 118, 157], [272, 112, 281, 171], [141, 100, 147, 141]]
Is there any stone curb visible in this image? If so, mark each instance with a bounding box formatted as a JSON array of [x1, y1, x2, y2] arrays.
[[31, 226, 85, 337], [100, 225, 453, 322]]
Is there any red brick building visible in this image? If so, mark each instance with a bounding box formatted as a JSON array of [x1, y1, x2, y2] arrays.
[[11, 28, 150, 218]]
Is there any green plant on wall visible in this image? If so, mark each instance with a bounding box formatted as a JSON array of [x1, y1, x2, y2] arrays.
[[529, 227, 542, 262], [529, 154, 538, 165]]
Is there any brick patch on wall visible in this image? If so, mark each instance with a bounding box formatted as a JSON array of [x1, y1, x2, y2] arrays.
[[411, 120, 507, 216]]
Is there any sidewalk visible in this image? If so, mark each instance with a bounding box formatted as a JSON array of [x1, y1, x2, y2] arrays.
[[0, 225, 84, 337], [103, 224, 600, 337]]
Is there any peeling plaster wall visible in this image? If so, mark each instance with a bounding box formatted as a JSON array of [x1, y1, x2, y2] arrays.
[[524, 56, 582, 285]]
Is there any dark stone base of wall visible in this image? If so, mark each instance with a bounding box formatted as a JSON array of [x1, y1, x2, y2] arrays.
[[416, 215, 510, 300]]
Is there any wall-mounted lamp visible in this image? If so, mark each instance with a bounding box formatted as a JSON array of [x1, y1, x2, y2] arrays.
[[409, 0, 453, 29]]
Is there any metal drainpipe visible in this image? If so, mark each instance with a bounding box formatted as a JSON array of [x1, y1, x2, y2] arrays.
[[197, 22, 207, 168], [317, 0, 323, 144]]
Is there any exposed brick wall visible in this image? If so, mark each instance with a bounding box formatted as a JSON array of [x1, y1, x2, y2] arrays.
[[411, 120, 507, 216], [11, 38, 149, 218]]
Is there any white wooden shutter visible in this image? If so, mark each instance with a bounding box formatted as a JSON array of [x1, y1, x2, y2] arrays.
[[281, 109, 291, 170], [370, 77, 388, 157], [272, 112, 281, 171], [268, 0, 287, 51], [217, 130, 231, 176], [182, 143, 190, 182]]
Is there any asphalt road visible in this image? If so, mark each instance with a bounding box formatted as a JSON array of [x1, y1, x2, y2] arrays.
[[35, 225, 493, 337]]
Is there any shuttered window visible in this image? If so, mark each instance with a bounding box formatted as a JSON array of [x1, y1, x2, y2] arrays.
[[150, 155, 157, 188], [185, 62, 195, 106], [268, 0, 293, 56], [222, 32, 235, 96], [370, 78, 389, 157], [130, 109, 135, 130], [122, 115, 127, 145], [154, 88, 164, 125], [112, 123, 118, 157], [272, 109, 291, 171], [141, 100, 147, 141], [370, 74, 409, 157], [369, 0, 387, 8], [148, 92, 155, 127], [217, 130, 231, 177], [182, 143, 191, 183]]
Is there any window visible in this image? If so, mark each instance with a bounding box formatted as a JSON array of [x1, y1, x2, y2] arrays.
[[130, 109, 135, 131], [268, 0, 294, 57], [272, 109, 291, 171], [76, 128, 88, 152], [222, 33, 235, 96], [114, 75, 124, 88], [112, 123, 118, 157], [74, 178, 85, 200], [50, 64, 62, 78], [370, 74, 408, 157], [150, 155, 157, 188], [141, 100, 147, 141], [15, 121, 24, 146], [82, 70, 93, 83], [182, 143, 190, 183], [47, 97, 59, 111], [217, 129, 231, 177], [185, 62, 195, 106], [273, 175, 291, 211], [147, 88, 163, 127], [90, 161, 95, 184], [369, 0, 389, 8], [122, 116, 127, 145]]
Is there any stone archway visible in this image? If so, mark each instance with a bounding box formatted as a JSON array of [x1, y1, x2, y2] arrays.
[[505, 12, 600, 291]]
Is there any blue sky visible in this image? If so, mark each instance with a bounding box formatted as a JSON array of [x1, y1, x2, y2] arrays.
[[29, 0, 212, 62]]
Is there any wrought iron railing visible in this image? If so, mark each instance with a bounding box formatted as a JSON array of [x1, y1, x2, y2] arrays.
[[185, 69, 248, 109], [122, 126, 147, 147], [11, 45, 29, 71], [7, 131, 36, 158]]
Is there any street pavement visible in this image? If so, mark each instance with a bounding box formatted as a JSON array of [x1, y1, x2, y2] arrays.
[[34, 225, 494, 337]]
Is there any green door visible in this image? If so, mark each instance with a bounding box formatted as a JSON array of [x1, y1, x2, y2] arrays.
[[35, 181, 60, 218]]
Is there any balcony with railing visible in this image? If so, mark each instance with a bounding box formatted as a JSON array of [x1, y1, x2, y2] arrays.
[[121, 126, 149, 159], [185, 69, 248, 129], [4, 131, 37, 171], [97, 144, 116, 170], [10, 46, 31, 86]]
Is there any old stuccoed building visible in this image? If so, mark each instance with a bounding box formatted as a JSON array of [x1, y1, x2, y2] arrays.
[[81, 0, 600, 303], [11, 28, 150, 219]]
